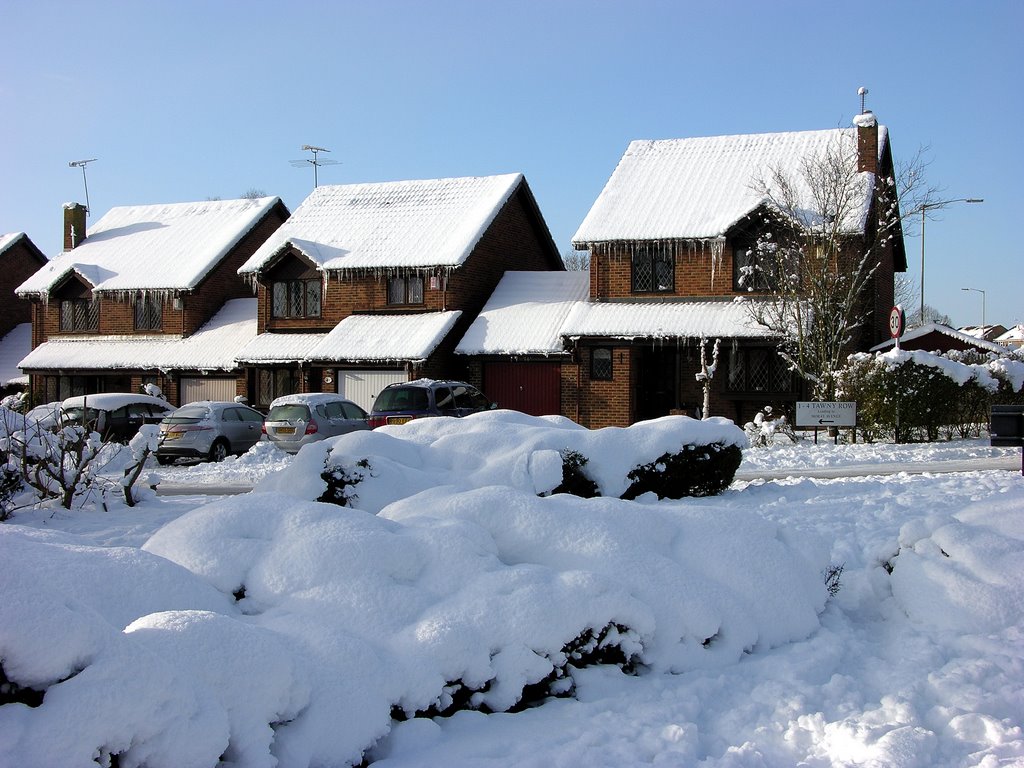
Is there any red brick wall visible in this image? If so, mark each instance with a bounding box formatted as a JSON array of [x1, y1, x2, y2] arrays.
[[589, 241, 742, 301], [1, 240, 47, 337], [559, 345, 634, 429]]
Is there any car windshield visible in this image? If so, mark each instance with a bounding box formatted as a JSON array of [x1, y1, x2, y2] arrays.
[[267, 404, 311, 422], [162, 406, 209, 424], [374, 387, 430, 413], [62, 407, 101, 424]]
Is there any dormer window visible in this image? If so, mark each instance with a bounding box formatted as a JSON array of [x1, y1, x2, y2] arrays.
[[387, 275, 424, 306], [60, 298, 99, 332], [134, 293, 163, 331], [272, 278, 322, 318], [632, 245, 674, 293]]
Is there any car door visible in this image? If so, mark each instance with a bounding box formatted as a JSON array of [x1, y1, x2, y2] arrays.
[[224, 407, 263, 451], [340, 401, 370, 433], [434, 386, 458, 417], [452, 385, 489, 417], [234, 407, 265, 451]]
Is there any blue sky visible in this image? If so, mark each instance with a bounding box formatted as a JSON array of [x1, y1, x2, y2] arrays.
[[2, 0, 1020, 328]]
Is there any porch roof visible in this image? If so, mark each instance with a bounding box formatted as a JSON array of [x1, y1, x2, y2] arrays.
[[561, 300, 775, 341], [456, 271, 589, 355], [18, 298, 257, 373], [237, 311, 462, 365]]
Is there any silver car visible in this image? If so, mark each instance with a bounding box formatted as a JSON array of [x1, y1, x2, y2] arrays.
[[156, 401, 265, 464], [263, 393, 370, 453]]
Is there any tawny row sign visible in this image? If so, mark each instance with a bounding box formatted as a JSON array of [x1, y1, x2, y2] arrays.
[[795, 401, 858, 428]]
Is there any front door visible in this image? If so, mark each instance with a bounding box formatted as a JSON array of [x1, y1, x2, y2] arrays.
[[635, 347, 678, 422]]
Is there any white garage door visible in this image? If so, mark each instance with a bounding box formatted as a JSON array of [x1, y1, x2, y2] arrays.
[[180, 376, 239, 404], [338, 369, 405, 412]]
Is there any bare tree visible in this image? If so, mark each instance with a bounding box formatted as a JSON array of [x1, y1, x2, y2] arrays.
[[562, 248, 590, 271], [242, 187, 267, 200], [695, 337, 721, 418], [741, 132, 937, 401]]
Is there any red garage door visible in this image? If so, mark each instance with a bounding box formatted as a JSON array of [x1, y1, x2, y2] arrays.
[[483, 362, 561, 416]]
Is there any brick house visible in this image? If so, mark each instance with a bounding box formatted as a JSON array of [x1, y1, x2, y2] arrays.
[[16, 198, 288, 405], [235, 173, 562, 411], [0, 233, 48, 395], [460, 115, 906, 428]]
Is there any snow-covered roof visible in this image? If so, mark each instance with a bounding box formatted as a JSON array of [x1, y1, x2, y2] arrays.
[[0, 232, 27, 256], [561, 300, 775, 340], [456, 271, 589, 355], [572, 126, 886, 245], [234, 333, 327, 365], [238, 174, 523, 275], [18, 298, 257, 373], [310, 311, 461, 362], [16, 197, 283, 297], [996, 325, 1024, 347], [237, 311, 463, 365], [871, 322, 1011, 354], [0, 323, 31, 387]]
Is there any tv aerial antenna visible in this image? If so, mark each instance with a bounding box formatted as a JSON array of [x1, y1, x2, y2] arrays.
[[858, 86, 869, 113], [290, 145, 340, 189], [69, 158, 97, 216]]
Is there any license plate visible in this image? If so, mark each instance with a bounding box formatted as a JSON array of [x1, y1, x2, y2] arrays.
[[163, 432, 182, 441], [387, 416, 412, 425], [275, 426, 296, 435]]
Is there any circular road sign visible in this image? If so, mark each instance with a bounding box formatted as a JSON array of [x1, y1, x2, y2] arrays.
[[889, 306, 905, 339]]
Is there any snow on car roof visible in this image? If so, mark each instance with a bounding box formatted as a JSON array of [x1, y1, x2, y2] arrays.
[[60, 393, 173, 410]]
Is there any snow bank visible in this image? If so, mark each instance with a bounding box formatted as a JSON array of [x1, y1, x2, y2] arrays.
[[889, 495, 1024, 634], [1, 481, 826, 766], [257, 409, 748, 510]]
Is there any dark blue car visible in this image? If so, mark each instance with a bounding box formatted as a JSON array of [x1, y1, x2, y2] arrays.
[[368, 380, 493, 428]]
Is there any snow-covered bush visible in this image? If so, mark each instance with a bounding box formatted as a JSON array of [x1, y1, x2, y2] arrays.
[[1, 406, 157, 510], [743, 406, 797, 448], [0, 465, 21, 522], [282, 410, 749, 510], [837, 349, 1024, 442], [621, 442, 743, 499]]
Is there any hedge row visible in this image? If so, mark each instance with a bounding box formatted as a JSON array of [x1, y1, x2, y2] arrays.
[[836, 349, 1024, 442]]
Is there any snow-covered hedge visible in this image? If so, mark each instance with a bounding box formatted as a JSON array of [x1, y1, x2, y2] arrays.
[[837, 348, 1024, 442], [258, 409, 748, 509], [0, 485, 828, 767]]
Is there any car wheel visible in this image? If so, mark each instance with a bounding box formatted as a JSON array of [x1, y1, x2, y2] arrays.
[[208, 439, 229, 463], [156, 454, 175, 466]]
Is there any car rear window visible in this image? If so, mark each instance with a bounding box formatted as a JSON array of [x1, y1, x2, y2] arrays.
[[162, 406, 209, 424], [268, 404, 311, 421], [374, 387, 430, 413]]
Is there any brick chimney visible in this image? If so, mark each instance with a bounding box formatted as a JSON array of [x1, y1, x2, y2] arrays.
[[63, 202, 88, 250], [854, 110, 878, 174]]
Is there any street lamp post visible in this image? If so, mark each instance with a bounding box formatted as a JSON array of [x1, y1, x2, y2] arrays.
[[961, 287, 986, 329], [920, 197, 983, 324]]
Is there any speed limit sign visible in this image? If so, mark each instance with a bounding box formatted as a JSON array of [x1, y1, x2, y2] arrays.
[[889, 306, 905, 339]]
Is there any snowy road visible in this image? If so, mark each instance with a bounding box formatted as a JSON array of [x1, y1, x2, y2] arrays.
[[735, 453, 1022, 481]]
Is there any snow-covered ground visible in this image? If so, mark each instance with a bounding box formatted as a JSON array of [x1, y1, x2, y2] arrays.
[[2, 416, 1023, 767]]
